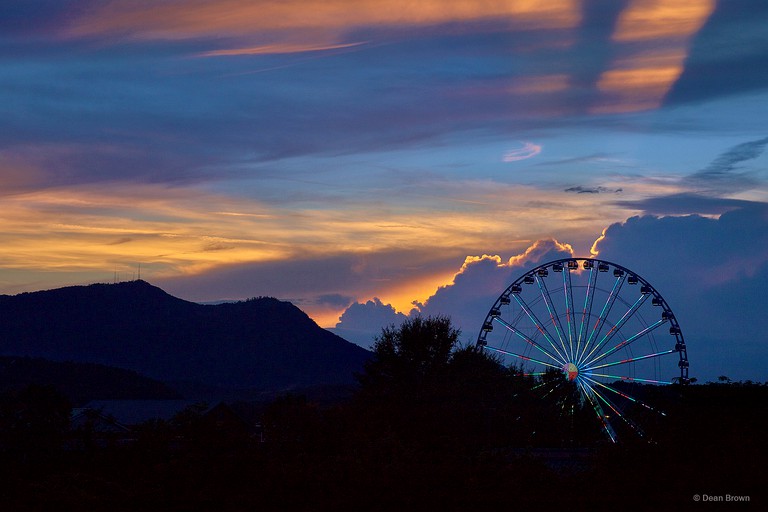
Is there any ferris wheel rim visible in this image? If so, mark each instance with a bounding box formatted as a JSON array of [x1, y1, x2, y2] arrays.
[[476, 257, 689, 442]]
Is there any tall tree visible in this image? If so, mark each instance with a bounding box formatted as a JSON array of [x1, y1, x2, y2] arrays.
[[354, 315, 526, 453], [357, 314, 459, 394]]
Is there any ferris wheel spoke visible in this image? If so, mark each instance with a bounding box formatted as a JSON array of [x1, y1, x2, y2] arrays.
[[583, 274, 625, 360], [578, 293, 651, 366], [535, 276, 570, 360], [580, 374, 667, 416], [580, 378, 646, 437], [482, 345, 563, 370], [577, 267, 598, 350], [511, 293, 569, 363], [562, 267, 578, 360], [583, 348, 676, 372], [493, 316, 567, 366], [577, 380, 617, 443], [582, 318, 668, 369]]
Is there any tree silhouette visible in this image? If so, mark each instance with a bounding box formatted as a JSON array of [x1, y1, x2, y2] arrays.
[[353, 315, 529, 454], [357, 314, 459, 395]]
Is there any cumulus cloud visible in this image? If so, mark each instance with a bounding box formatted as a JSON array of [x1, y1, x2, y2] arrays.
[[334, 239, 574, 346], [592, 204, 768, 381], [332, 207, 768, 382], [593, 204, 768, 289], [414, 239, 574, 337], [331, 298, 407, 349]]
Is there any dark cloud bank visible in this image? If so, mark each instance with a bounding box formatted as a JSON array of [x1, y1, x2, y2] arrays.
[[335, 205, 768, 382]]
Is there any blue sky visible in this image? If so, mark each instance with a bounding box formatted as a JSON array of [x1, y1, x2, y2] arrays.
[[1, 1, 767, 381]]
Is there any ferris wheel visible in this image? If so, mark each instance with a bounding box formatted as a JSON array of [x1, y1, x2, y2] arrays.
[[477, 258, 689, 442]]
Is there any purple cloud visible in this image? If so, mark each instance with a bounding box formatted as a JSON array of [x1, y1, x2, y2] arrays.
[[666, 0, 768, 106], [333, 206, 768, 382], [334, 239, 574, 347], [615, 194, 760, 216], [593, 205, 768, 381], [331, 298, 407, 349]]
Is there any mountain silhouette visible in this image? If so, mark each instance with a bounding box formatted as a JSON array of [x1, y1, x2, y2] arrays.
[[0, 281, 371, 392]]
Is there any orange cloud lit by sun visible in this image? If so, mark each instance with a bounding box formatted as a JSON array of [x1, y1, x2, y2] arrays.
[[65, 0, 581, 45], [593, 52, 686, 113], [62, 0, 717, 116], [0, 184, 290, 277], [0, 141, 686, 326], [612, 0, 716, 42], [508, 74, 571, 95], [397, 240, 576, 308], [590, 227, 608, 257], [507, 238, 575, 266], [0, 175, 597, 287], [593, 0, 716, 114], [373, 269, 461, 315]]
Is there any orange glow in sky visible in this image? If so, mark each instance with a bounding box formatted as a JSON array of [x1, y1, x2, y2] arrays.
[[508, 74, 571, 95], [68, 0, 582, 41], [613, 0, 716, 42], [593, 0, 716, 113], [3, 0, 756, 335]]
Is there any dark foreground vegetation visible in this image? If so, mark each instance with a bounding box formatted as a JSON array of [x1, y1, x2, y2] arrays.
[[1, 316, 764, 510]]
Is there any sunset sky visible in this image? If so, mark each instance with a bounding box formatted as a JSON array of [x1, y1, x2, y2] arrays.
[[2, 1, 767, 381]]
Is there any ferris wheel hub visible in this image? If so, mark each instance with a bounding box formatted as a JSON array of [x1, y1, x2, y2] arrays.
[[564, 362, 579, 381]]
